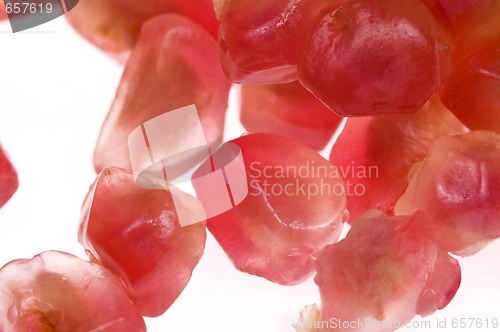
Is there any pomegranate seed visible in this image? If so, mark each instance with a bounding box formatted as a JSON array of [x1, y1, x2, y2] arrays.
[[197, 133, 347, 285], [395, 130, 500, 256], [0, 251, 146, 331], [93, 14, 231, 173], [329, 96, 467, 223], [240, 81, 343, 150], [0, 145, 18, 209], [80, 167, 207, 317]]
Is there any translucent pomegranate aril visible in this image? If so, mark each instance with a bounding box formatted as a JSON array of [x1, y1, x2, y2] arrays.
[[219, 0, 329, 84], [0, 145, 18, 209], [329, 96, 467, 223], [298, 0, 450, 116], [440, 41, 500, 132], [0, 251, 146, 331], [240, 81, 343, 150], [395, 130, 500, 256], [66, 0, 219, 58], [93, 14, 231, 173], [315, 211, 460, 332], [80, 167, 207, 317], [198, 133, 346, 285]]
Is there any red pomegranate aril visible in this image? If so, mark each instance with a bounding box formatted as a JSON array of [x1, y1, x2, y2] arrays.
[[93, 14, 230, 173], [440, 40, 500, 132], [219, 0, 330, 84], [80, 167, 206, 317], [0, 145, 18, 209], [395, 130, 500, 256], [329, 96, 467, 223], [315, 211, 461, 332], [0, 251, 146, 332], [240, 81, 343, 150], [298, 0, 450, 117], [66, 0, 219, 58], [197, 133, 347, 285]]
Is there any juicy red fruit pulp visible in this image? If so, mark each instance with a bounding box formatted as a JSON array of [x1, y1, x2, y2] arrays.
[[395, 130, 500, 256], [197, 133, 347, 285], [0, 145, 18, 209], [315, 211, 461, 332], [298, 0, 450, 117], [0, 251, 146, 331], [218, 0, 330, 84], [93, 14, 230, 173], [240, 81, 343, 150], [66, 0, 219, 58], [80, 167, 206, 317]]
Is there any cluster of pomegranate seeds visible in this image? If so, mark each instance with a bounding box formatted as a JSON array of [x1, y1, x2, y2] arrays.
[[395, 131, 500, 256], [329, 96, 467, 222], [93, 14, 231, 173], [0, 251, 146, 331], [240, 81, 343, 150], [80, 167, 206, 317], [199, 133, 346, 285], [314, 211, 460, 332], [66, 0, 219, 59], [0, 145, 18, 209], [0, 0, 498, 330]]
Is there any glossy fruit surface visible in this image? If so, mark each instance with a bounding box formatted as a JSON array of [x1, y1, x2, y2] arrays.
[[93, 14, 230, 173], [0, 145, 18, 209], [315, 211, 460, 332], [219, 0, 329, 84], [199, 133, 347, 285], [440, 41, 500, 132], [240, 81, 343, 150], [395, 130, 500, 256], [66, 0, 219, 58], [329, 96, 467, 223], [299, 0, 450, 116], [80, 167, 207, 317], [0, 251, 146, 332]]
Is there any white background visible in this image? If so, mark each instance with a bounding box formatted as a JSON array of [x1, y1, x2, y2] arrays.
[[0, 16, 499, 332]]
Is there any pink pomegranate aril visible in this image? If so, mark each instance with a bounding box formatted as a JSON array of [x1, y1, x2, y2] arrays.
[[0, 251, 146, 332], [329, 96, 467, 223], [0, 145, 18, 209], [440, 40, 500, 132], [240, 81, 343, 150], [314, 211, 461, 332], [66, 0, 219, 58], [395, 130, 500, 256], [198, 133, 346, 285], [218, 0, 330, 84], [80, 167, 206, 317], [298, 0, 450, 117], [93, 14, 230, 173]]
